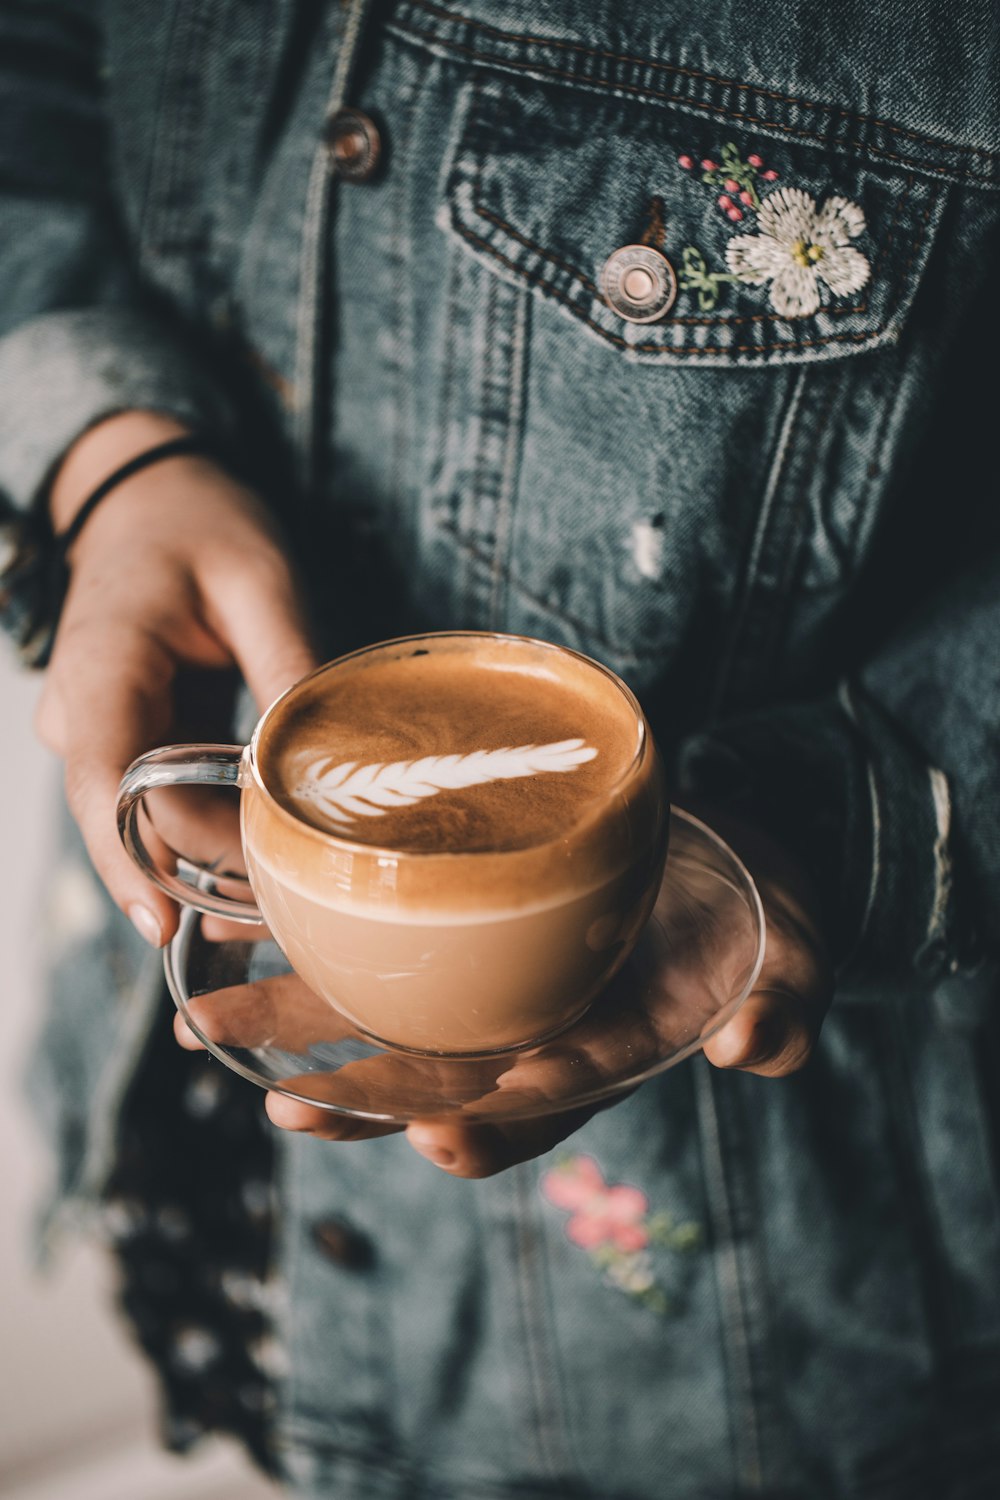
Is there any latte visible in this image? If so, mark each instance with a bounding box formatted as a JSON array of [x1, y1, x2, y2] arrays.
[[240, 634, 668, 1053], [258, 635, 642, 853]]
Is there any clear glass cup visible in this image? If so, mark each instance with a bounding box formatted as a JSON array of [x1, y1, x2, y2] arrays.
[[117, 631, 669, 1056]]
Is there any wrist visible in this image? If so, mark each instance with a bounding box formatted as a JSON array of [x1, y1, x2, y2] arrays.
[[49, 410, 194, 534]]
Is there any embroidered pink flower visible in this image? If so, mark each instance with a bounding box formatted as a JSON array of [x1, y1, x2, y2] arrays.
[[725, 186, 871, 318], [541, 1155, 650, 1252], [540, 1155, 704, 1315]]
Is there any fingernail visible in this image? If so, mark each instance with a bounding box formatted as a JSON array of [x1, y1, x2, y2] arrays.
[[424, 1147, 457, 1168], [409, 1136, 456, 1168], [128, 903, 162, 947]]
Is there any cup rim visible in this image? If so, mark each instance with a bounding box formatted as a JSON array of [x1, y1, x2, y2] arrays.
[[244, 630, 653, 862]]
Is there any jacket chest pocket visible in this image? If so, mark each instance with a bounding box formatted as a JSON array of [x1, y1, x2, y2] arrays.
[[427, 71, 946, 701]]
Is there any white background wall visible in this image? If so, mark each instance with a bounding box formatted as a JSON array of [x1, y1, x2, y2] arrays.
[[0, 650, 276, 1499]]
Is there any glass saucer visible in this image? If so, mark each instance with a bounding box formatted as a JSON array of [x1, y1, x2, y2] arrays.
[[164, 809, 765, 1124]]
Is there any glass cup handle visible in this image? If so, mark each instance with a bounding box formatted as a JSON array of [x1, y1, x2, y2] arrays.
[[117, 744, 262, 923]]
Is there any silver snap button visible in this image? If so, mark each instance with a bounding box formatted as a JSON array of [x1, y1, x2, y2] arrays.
[[601, 245, 677, 324]]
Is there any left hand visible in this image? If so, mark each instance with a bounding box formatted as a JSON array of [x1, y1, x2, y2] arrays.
[[176, 807, 833, 1177]]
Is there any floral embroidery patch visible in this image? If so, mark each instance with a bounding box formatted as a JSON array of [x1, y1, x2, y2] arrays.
[[676, 144, 871, 319], [541, 1154, 702, 1314]]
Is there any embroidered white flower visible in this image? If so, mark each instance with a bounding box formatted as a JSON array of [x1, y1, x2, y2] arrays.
[[725, 186, 870, 318]]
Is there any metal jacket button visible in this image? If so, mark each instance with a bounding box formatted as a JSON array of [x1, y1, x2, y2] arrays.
[[601, 245, 677, 323], [326, 107, 381, 183]]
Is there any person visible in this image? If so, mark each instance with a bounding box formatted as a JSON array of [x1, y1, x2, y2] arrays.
[[2, 0, 998, 1494]]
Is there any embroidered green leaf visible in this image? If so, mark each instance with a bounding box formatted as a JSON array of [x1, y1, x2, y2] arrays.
[[637, 1286, 672, 1314], [670, 1222, 704, 1253], [678, 245, 740, 311], [648, 1212, 703, 1252], [646, 1210, 675, 1238]]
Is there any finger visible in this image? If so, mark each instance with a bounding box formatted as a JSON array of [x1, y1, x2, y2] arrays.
[[702, 987, 818, 1076], [46, 622, 181, 945], [265, 1091, 403, 1142], [181, 974, 353, 1052], [406, 1103, 599, 1179], [174, 1012, 207, 1050], [203, 556, 320, 714]]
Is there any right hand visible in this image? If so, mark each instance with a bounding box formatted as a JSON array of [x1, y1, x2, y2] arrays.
[[35, 411, 319, 947]]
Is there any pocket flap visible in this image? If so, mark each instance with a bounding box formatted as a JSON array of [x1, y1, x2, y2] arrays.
[[440, 77, 947, 366]]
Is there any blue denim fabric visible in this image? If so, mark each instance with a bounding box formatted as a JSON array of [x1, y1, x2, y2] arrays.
[[4, 2, 1000, 1495]]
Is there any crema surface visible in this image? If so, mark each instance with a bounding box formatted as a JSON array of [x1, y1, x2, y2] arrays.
[[258, 638, 641, 852]]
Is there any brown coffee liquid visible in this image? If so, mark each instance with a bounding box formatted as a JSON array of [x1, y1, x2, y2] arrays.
[[258, 636, 641, 853]]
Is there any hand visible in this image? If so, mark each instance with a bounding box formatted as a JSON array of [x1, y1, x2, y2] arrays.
[[35, 410, 319, 946], [693, 805, 834, 1077], [176, 805, 833, 1177]]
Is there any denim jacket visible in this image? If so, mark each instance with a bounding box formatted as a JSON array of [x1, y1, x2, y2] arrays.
[[3, 3, 1000, 1496]]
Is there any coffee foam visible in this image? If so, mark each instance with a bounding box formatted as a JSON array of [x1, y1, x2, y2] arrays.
[[257, 638, 641, 854]]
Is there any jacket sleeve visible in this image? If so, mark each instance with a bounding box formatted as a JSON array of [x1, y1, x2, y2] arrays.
[[0, 0, 234, 662], [678, 291, 999, 996]]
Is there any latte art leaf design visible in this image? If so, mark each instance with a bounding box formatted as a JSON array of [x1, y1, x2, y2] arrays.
[[294, 739, 598, 829]]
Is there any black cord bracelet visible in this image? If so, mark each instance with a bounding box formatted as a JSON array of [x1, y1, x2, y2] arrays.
[[6, 432, 221, 666], [45, 433, 216, 626], [56, 433, 214, 554]]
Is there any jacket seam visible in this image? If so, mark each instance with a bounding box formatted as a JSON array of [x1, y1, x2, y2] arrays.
[[399, 0, 1000, 169], [511, 1168, 578, 1481], [390, 54, 427, 550], [693, 1061, 763, 1489], [143, 0, 214, 261], [488, 286, 529, 629], [708, 366, 809, 717], [293, 0, 376, 478], [462, 269, 502, 614], [133, 0, 185, 244], [388, 7, 999, 186], [838, 221, 932, 566], [425, 244, 468, 530]]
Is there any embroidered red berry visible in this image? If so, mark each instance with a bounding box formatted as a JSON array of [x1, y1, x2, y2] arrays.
[[702, 159, 718, 171], [677, 154, 695, 169], [762, 169, 779, 181], [747, 153, 764, 168], [739, 190, 754, 206], [726, 206, 744, 221], [724, 178, 740, 192], [718, 193, 734, 209]]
